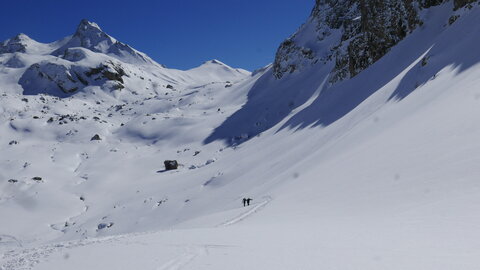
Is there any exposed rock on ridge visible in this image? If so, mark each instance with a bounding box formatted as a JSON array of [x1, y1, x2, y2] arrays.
[[19, 60, 127, 96], [273, 0, 479, 82], [0, 34, 33, 54]]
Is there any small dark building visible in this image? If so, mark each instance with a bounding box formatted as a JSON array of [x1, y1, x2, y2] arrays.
[[91, 134, 101, 141], [164, 160, 178, 170]]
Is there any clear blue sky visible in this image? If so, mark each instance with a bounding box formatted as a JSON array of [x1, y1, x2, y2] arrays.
[[0, 0, 314, 71]]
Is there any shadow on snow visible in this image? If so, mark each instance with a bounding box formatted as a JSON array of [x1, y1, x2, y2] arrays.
[[205, 4, 480, 146]]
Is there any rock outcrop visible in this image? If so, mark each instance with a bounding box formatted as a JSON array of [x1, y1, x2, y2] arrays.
[[0, 34, 33, 54], [164, 160, 179, 171], [273, 0, 479, 82], [19, 60, 127, 96], [91, 134, 102, 141]]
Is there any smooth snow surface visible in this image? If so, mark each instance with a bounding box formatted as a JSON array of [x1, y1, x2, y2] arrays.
[[2, 3, 480, 269]]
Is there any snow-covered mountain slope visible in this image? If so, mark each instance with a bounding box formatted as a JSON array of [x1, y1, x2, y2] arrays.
[[0, 19, 250, 98], [207, 0, 480, 144], [2, 1, 480, 269], [0, 34, 62, 55], [52, 19, 157, 66]]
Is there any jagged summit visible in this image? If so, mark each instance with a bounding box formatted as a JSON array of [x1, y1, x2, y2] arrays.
[[76, 19, 102, 33], [52, 19, 156, 65], [72, 19, 112, 46], [73, 19, 109, 45]]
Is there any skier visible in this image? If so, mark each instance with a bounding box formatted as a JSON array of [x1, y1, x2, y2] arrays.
[[242, 198, 247, 207], [246, 198, 252, 206]]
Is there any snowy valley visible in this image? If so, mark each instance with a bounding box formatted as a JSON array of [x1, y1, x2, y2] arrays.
[[2, 1, 480, 269]]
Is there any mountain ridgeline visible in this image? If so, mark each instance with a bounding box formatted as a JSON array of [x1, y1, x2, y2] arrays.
[[273, 0, 478, 83], [51, 19, 156, 65], [0, 20, 250, 98]]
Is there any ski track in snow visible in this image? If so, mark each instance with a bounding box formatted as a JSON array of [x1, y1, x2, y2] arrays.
[[156, 246, 201, 270], [0, 235, 22, 249], [219, 196, 272, 227], [156, 244, 234, 270], [0, 232, 145, 270], [0, 197, 271, 270]]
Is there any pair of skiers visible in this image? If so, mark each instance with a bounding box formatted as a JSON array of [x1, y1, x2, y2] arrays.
[[242, 198, 252, 207]]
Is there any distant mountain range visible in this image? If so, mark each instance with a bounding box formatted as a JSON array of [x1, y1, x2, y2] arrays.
[[0, 19, 250, 97]]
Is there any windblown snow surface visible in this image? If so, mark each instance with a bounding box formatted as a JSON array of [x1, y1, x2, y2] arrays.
[[2, 2, 480, 269]]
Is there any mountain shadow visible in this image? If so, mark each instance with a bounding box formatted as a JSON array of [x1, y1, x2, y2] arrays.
[[205, 4, 480, 146]]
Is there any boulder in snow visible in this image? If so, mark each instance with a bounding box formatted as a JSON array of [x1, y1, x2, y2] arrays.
[[97, 222, 114, 230], [91, 134, 102, 141], [164, 160, 178, 170]]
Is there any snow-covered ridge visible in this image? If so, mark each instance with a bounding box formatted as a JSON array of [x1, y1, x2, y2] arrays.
[[0, 19, 251, 97], [51, 19, 157, 66], [0, 33, 58, 55]]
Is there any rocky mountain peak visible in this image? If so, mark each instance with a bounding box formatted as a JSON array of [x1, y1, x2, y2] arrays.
[[59, 19, 114, 53], [52, 19, 154, 65], [76, 19, 102, 33], [73, 19, 106, 41]]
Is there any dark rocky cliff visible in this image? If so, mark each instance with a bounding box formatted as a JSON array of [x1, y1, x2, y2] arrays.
[[273, 0, 478, 82]]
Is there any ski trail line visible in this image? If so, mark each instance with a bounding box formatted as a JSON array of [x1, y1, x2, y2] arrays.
[[0, 235, 22, 248], [157, 246, 202, 270], [219, 196, 272, 227], [0, 196, 272, 270], [0, 236, 122, 270]]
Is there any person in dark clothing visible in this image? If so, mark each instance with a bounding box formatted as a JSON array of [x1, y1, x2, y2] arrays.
[[246, 198, 252, 206], [242, 198, 247, 207]]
